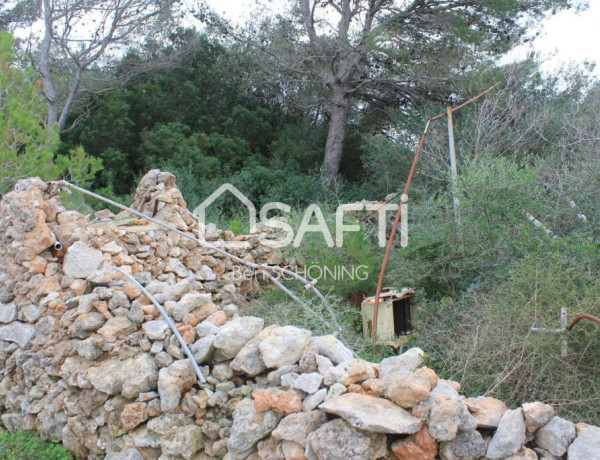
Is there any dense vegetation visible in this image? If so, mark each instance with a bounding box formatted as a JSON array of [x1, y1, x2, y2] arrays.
[[1, 0, 599, 426]]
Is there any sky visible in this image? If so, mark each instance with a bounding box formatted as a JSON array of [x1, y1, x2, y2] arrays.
[[205, 0, 600, 75]]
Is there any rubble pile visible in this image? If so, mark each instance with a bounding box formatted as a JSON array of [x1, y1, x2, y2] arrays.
[[0, 171, 597, 460]]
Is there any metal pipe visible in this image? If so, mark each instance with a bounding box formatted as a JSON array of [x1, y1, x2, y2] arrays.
[[531, 327, 565, 333], [371, 130, 427, 346], [567, 313, 600, 331], [113, 267, 207, 384], [447, 104, 460, 229]]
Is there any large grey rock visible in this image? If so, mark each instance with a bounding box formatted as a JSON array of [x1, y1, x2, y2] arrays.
[[158, 360, 196, 412], [272, 410, 326, 445], [486, 408, 527, 459], [63, 241, 104, 278], [161, 425, 205, 460], [0, 302, 17, 323], [105, 449, 144, 460], [440, 430, 486, 460], [147, 413, 194, 435], [306, 419, 386, 460], [259, 326, 311, 368], [379, 347, 424, 377], [303, 388, 327, 412], [213, 316, 264, 361], [21, 304, 40, 323], [228, 398, 281, 455], [230, 325, 275, 376], [77, 338, 102, 360], [97, 316, 135, 338], [534, 416, 576, 457], [195, 320, 219, 338], [172, 292, 211, 321], [0, 321, 35, 347], [190, 334, 214, 363], [309, 335, 353, 365], [292, 372, 323, 394], [86, 353, 158, 397], [568, 426, 600, 460], [319, 393, 422, 434], [69, 312, 106, 338], [427, 382, 477, 442], [142, 320, 169, 340]]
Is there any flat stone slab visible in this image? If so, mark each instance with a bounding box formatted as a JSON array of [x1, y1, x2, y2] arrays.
[[319, 393, 423, 434]]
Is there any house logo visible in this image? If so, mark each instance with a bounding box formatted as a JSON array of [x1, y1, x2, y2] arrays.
[[193, 184, 256, 240]]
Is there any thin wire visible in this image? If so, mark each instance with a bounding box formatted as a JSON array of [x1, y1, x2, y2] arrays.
[[113, 267, 207, 384]]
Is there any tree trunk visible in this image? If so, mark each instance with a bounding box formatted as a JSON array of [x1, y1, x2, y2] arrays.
[[40, 0, 58, 130], [323, 87, 349, 178]]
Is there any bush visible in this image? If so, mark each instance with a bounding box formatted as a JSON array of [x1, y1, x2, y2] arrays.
[[418, 240, 600, 423]]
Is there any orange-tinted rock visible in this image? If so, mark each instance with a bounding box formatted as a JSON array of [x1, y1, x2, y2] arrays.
[[415, 367, 438, 388], [207, 311, 227, 326], [253, 390, 302, 415], [93, 301, 113, 320], [123, 282, 142, 300], [362, 378, 387, 397], [38, 277, 60, 296], [69, 279, 87, 296], [120, 402, 148, 431], [391, 426, 438, 460], [178, 325, 196, 344], [386, 372, 433, 409], [26, 256, 47, 274], [141, 304, 157, 316], [328, 359, 376, 386], [282, 441, 307, 460], [465, 396, 507, 429], [522, 401, 555, 433]]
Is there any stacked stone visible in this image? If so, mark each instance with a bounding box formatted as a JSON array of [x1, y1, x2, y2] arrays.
[[0, 172, 598, 460]]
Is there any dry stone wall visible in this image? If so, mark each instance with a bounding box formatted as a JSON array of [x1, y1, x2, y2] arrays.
[[0, 171, 597, 460]]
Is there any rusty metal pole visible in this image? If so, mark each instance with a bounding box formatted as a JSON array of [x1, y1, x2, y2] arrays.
[[371, 123, 432, 348]]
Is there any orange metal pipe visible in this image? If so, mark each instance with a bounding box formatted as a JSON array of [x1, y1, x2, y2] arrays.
[[566, 314, 600, 331]]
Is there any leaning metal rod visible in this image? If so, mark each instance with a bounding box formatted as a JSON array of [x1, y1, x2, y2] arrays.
[[371, 83, 499, 349], [113, 267, 207, 384], [370, 121, 429, 347], [56, 181, 329, 322]]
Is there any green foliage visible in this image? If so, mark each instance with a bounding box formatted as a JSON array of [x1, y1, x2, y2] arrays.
[[0, 429, 73, 460], [55, 146, 103, 186], [0, 32, 102, 196], [0, 32, 58, 193]]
